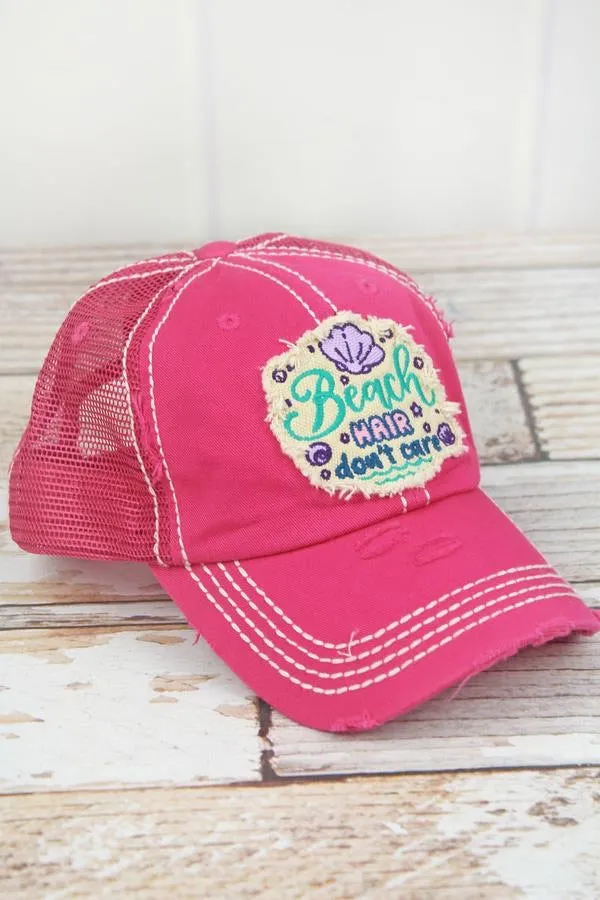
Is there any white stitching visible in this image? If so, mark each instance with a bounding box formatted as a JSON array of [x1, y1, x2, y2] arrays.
[[182, 564, 579, 693], [123, 261, 199, 565], [423, 486, 431, 506], [220, 259, 321, 325], [191, 575, 575, 677], [94, 266, 189, 289], [213, 569, 569, 664], [147, 261, 221, 567], [142, 259, 584, 694], [248, 233, 292, 251], [129, 254, 196, 266], [232, 562, 553, 649], [245, 247, 449, 340], [235, 253, 338, 314]]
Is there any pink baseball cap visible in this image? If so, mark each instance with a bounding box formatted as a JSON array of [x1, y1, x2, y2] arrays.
[[9, 233, 599, 732]]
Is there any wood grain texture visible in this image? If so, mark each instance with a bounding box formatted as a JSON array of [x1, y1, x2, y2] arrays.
[[520, 355, 600, 459], [417, 266, 600, 361], [3, 457, 598, 612], [458, 360, 537, 463], [268, 634, 600, 778], [0, 627, 261, 792], [3, 237, 600, 372], [482, 461, 600, 583], [1, 769, 599, 900]]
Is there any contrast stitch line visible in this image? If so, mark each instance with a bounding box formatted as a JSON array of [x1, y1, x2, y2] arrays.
[[246, 248, 449, 340], [213, 569, 569, 664], [131, 254, 195, 266], [249, 234, 292, 251], [123, 262, 198, 565], [202, 576, 576, 677], [64, 265, 189, 318], [147, 260, 221, 568], [235, 253, 338, 313], [232, 562, 554, 649], [183, 564, 577, 694], [220, 259, 321, 325], [94, 266, 189, 289]]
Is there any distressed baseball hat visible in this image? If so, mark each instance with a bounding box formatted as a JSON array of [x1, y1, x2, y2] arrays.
[[9, 233, 599, 732]]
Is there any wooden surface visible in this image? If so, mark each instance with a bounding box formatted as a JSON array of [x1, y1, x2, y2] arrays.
[[1, 235, 599, 898]]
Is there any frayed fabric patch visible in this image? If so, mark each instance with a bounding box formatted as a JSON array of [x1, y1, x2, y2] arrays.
[[262, 312, 466, 498]]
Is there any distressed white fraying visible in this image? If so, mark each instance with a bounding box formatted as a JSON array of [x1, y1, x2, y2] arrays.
[[423, 487, 431, 506], [121, 261, 198, 566], [220, 259, 320, 325], [246, 247, 449, 341], [198, 570, 574, 670], [231, 562, 556, 651], [400, 494, 408, 513], [236, 253, 338, 314], [183, 565, 580, 694], [146, 260, 221, 570], [278, 339, 296, 348]]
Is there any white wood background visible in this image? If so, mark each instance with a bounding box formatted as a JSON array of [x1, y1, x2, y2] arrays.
[[2, 1, 600, 245], [1, 235, 599, 897]]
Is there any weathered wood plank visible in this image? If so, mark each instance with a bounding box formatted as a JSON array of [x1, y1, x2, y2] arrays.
[[520, 355, 600, 459], [3, 239, 600, 372], [1, 769, 598, 899], [1, 463, 598, 619], [2, 461, 599, 609], [417, 267, 600, 360], [459, 360, 536, 463], [355, 232, 600, 271], [3, 233, 600, 277], [482, 460, 600, 583], [0, 627, 261, 792], [268, 636, 600, 778], [0, 600, 184, 630], [0, 360, 534, 480]]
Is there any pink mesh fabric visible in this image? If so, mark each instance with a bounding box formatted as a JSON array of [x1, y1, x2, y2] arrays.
[[9, 255, 192, 562]]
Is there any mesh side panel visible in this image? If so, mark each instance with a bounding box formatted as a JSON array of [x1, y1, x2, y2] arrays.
[[9, 264, 189, 562]]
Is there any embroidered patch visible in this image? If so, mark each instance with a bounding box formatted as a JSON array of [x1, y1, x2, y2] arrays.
[[262, 312, 466, 498]]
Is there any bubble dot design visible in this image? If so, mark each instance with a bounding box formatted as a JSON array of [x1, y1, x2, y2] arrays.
[[320, 469, 331, 480], [272, 368, 287, 383], [437, 423, 456, 446], [306, 442, 333, 466]]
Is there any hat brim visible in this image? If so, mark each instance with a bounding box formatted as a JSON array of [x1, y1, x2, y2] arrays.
[[151, 488, 599, 732]]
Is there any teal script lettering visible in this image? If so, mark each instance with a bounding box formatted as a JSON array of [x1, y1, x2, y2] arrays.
[[283, 344, 436, 442]]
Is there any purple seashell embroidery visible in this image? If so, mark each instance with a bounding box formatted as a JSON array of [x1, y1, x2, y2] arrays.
[[410, 402, 423, 417], [305, 441, 333, 466], [437, 423, 456, 445], [319, 322, 385, 375]]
